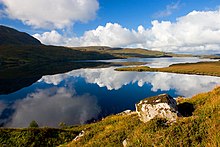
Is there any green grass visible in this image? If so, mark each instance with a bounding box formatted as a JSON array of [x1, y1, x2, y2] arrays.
[[1, 85, 220, 147], [64, 86, 220, 147], [0, 45, 178, 67], [0, 45, 116, 66], [116, 61, 220, 77], [0, 128, 80, 147]]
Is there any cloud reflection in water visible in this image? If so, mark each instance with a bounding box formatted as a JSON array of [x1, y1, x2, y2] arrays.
[[6, 87, 100, 127], [39, 67, 220, 97]]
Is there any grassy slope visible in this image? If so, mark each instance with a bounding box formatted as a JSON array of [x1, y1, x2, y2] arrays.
[[0, 45, 116, 66], [0, 82, 219, 146], [0, 45, 179, 69], [0, 25, 192, 66], [0, 128, 80, 147], [65, 86, 220, 147], [1, 45, 219, 67], [0, 25, 41, 46], [116, 61, 220, 77]]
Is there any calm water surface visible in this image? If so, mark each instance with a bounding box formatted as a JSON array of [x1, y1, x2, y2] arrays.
[[95, 57, 217, 67], [0, 57, 219, 127]]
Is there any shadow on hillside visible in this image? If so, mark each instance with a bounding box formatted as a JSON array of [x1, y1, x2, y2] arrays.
[[177, 102, 195, 117]]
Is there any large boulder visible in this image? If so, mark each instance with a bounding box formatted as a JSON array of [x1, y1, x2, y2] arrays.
[[136, 94, 179, 123]]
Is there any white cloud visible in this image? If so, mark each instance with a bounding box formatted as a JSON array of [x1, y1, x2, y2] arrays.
[[6, 87, 100, 127], [34, 8, 220, 54], [154, 1, 180, 18], [0, 0, 99, 29], [33, 23, 142, 47], [33, 30, 81, 46]]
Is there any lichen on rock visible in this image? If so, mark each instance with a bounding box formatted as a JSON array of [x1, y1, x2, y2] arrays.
[[136, 94, 180, 123]]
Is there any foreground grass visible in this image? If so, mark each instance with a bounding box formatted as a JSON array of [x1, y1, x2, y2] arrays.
[[0, 87, 219, 146], [65, 86, 220, 147], [116, 61, 220, 77], [0, 128, 80, 147]]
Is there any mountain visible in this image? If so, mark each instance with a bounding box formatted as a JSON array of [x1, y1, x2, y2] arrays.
[[0, 25, 116, 66], [0, 25, 191, 66], [0, 25, 41, 45]]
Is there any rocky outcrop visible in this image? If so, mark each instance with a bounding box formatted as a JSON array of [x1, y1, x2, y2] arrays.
[[136, 94, 179, 123]]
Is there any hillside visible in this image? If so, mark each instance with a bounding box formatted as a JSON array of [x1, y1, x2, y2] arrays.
[[0, 25, 198, 70], [65, 86, 220, 146], [72, 46, 188, 58], [0, 25, 117, 66], [0, 25, 41, 45], [0, 25, 218, 68], [0, 86, 219, 146], [0, 45, 115, 66]]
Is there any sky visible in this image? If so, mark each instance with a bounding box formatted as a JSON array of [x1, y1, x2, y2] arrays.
[[0, 0, 220, 54]]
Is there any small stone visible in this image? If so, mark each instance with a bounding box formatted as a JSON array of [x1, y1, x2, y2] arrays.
[[117, 110, 134, 115], [73, 130, 85, 141], [122, 139, 128, 147]]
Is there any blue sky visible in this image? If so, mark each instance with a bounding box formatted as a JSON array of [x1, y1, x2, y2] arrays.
[[1, 0, 219, 35], [74, 0, 219, 35], [1, 0, 220, 54]]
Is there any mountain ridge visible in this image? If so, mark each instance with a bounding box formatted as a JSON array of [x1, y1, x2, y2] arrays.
[[0, 25, 41, 45]]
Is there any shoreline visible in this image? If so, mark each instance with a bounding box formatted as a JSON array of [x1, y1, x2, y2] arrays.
[[115, 61, 220, 77]]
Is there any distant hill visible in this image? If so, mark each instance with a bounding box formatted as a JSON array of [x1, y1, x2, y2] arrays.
[[0, 25, 194, 68], [0, 25, 116, 66], [0, 25, 41, 45], [72, 46, 184, 58]]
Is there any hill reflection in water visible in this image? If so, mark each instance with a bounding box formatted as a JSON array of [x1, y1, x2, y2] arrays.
[[1, 66, 220, 127]]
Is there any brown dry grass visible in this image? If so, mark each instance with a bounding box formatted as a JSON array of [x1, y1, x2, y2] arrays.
[[116, 61, 220, 77], [64, 86, 220, 147]]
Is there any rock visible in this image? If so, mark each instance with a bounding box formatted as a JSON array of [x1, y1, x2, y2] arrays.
[[122, 139, 128, 147], [136, 94, 179, 123], [117, 110, 136, 116], [73, 130, 85, 142], [122, 110, 132, 114]]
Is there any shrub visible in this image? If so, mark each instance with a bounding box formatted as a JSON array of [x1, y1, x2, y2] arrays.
[[29, 120, 39, 128]]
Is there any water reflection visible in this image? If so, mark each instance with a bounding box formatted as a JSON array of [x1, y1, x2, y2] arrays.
[[40, 67, 220, 97], [1, 65, 220, 127], [0, 62, 108, 94], [96, 57, 217, 67], [5, 87, 100, 127]]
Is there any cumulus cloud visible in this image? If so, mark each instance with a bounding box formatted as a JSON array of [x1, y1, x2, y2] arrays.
[[39, 67, 220, 97], [33, 23, 143, 47], [6, 87, 100, 127], [34, 8, 220, 54], [0, 0, 99, 29]]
